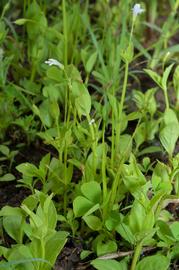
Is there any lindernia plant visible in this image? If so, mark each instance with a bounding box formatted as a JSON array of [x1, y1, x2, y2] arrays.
[[0, 1, 179, 270]]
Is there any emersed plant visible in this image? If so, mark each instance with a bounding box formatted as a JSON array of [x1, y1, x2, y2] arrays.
[[0, 191, 68, 270], [0, 1, 178, 269], [145, 64, 179, 159]]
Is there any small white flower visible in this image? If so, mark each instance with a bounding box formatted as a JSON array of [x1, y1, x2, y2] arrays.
[[89, 118, 95, 125], [132, 4, 145, 18], [45, 58, 64, 70]]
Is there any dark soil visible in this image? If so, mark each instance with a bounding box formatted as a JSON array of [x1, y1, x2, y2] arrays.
[[55, 243, 95, 270]]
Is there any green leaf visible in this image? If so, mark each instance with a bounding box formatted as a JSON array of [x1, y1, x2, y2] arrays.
[[71, 81, 91, 117], [91, 259, 126, 270], [120, 43, 134, 63], [0, 173, 15, 181], [23, 195, 38, 211], [0, 258, 51, 269], [3, 216, 24, 243], [0, 206, 23, 217], [137, 146, 162, 157], [21, 204, 43, 229], [116, 223, 135, 244], [136, 254, 170, 270], [151, 161, 171, 193], [75, 93, 91, 117], [16, 163, 39, 178], [66, 64, 82, 81], [14, 18, 34, 25], [159, 123, 179, 157], [170, 222, 179, 241], [83, 203, 100, 217], [119, 134, 132, 158], [0, 145, 9, 156], [96, 240, 117, 256], [39, 153, 51, 179], [134, 122, 146, 148], [73, 196, 94, 217], [161, 63, 174, 91], [46, 66, 63, 82], [159, 109, 179, 157], [144, 69, 162, 88], [122, 154, 146, 195], [163, 108, 178, 125], [173, 65, 179, 101], [80, 250, 93, 260], [86, 51, 98, 73], [43, 194, 57, 230], [157, 220, 175, 244], [81, 181, 101, 203], [127, 200, 154, 235], [26, 1, 47, 38], [83, 215, 102, 231], [45, 231, 68, 265], [108, 94, 118, 118], [105, 212, 121, 231], [4, 244, 35, 270]]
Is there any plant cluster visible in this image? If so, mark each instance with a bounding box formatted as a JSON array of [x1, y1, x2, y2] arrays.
[[0, 0, 179, 269]]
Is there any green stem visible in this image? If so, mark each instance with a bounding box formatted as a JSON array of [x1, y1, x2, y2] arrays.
[[115, 61, 129, 153], [130, 242, 143, 270], [109, 163, 122, 210], [30, 63, 36, 82], [164, 89, 169, 110], [111, 85, 116, 169], [111, 108, 115, 168], [109, 118, 141, 211], [40, 238, 45, 270], [101, 123, 107, 203], [63, 144, 68, 214], [119, 61, 129, 120], [62, 0, 68, 66], [130, 18, 135, 43], [23, 0, 26, 16], [63, 70, 71, 123], [87, 115, 97, 178]]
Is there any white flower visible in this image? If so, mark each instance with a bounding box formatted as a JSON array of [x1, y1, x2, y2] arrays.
[[89, 118, 95, 125], [45, 58, 64, 70], [132, 4, 145, 18]]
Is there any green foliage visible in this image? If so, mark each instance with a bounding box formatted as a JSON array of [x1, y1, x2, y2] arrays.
[[0, 191, 68, 270], [136, 254, 170, 270], [91, 258, 128, 270], [0, 1, 178, 269]]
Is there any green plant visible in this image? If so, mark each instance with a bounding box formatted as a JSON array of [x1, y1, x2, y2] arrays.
[[0, 191, 68, 270], [0, 1, 179, 269]]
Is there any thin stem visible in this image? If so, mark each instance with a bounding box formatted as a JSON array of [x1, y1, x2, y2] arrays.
[[62, 0, 68, 66], [63, 70, 70, 123], [87, 115, 97, 178], [130, 242, 143, 270], [30, 62, 36, 82], [101, 123, 107, 207], [164, 89, 169, 110], [109, 164, 122, 210], [130, 18, 135, 43], [40, 238, 45, 269], [109, 118, 141, 211], [111, 108, 115, 168], [119, 61, 129, 120], [115, 61, 129, 152], [111, 85, 116, 169]]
